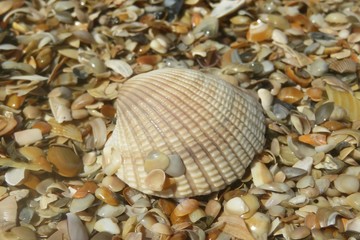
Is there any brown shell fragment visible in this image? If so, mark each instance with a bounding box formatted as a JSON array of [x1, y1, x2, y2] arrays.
[[0, 116, 17, 136], [48, 118, 83, 142], [95, 187, 119, 206], [246, 21, 273, 42], [285, 66, 312, 87], [172, 199, 199, 217], [103, 68, 266, 198], [329, 58, 357, 73], [277, 87, 304, 104], [298, 134, 327, 146], [47, 146, 83, 177], [6, 94, 25, 109], [306, 87, 323, 102], [18, 146, 52, 172]]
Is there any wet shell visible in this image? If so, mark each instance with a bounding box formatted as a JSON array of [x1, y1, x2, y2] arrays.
[[103, 68, 266, 198]]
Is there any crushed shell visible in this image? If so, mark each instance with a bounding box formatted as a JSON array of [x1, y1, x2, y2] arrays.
[[2, 0, 360, 239]]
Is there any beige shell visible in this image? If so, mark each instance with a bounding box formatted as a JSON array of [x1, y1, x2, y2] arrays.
[[102, 68, 265, 198]]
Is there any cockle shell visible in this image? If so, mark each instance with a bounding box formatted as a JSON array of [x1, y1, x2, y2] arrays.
[[102, 68, 265, 198]]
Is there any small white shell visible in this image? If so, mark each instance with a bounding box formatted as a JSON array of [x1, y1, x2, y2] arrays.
[[14, 128, 43, 146], [224, 197, 249, 215], [69, 194, 95, 213], [272, 29, 288, 44], [105, 59, 133, 78], [96, 204, 126, 218], [48, 97, 72, 123], [210, 0, 246, 18], [103, 68, 265, 197], [94, 218, 120, 234], [5, 168, 27, 186], [88, 118, 107, 149]]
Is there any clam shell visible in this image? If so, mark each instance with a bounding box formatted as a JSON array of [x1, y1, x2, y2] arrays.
[[329, 58, 357, 73], [103, 68, 265, 197]]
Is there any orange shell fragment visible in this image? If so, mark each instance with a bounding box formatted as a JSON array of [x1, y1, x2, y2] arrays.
[[298, 133, 327, 146]]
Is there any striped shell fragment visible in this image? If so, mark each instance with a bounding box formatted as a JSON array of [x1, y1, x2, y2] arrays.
[[102, 68, 266, 198]]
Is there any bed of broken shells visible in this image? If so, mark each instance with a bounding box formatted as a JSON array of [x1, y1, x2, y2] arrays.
[[1, 0, 360, 239]]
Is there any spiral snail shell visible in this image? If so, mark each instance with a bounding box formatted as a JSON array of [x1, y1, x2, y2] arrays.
[[102, 68, 266, 198]]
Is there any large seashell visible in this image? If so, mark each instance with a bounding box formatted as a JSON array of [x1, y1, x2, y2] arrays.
[[103, 68, 265, 198]]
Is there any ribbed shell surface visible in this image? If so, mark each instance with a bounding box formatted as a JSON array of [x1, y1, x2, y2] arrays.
[[103, 68, 266, 198]]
